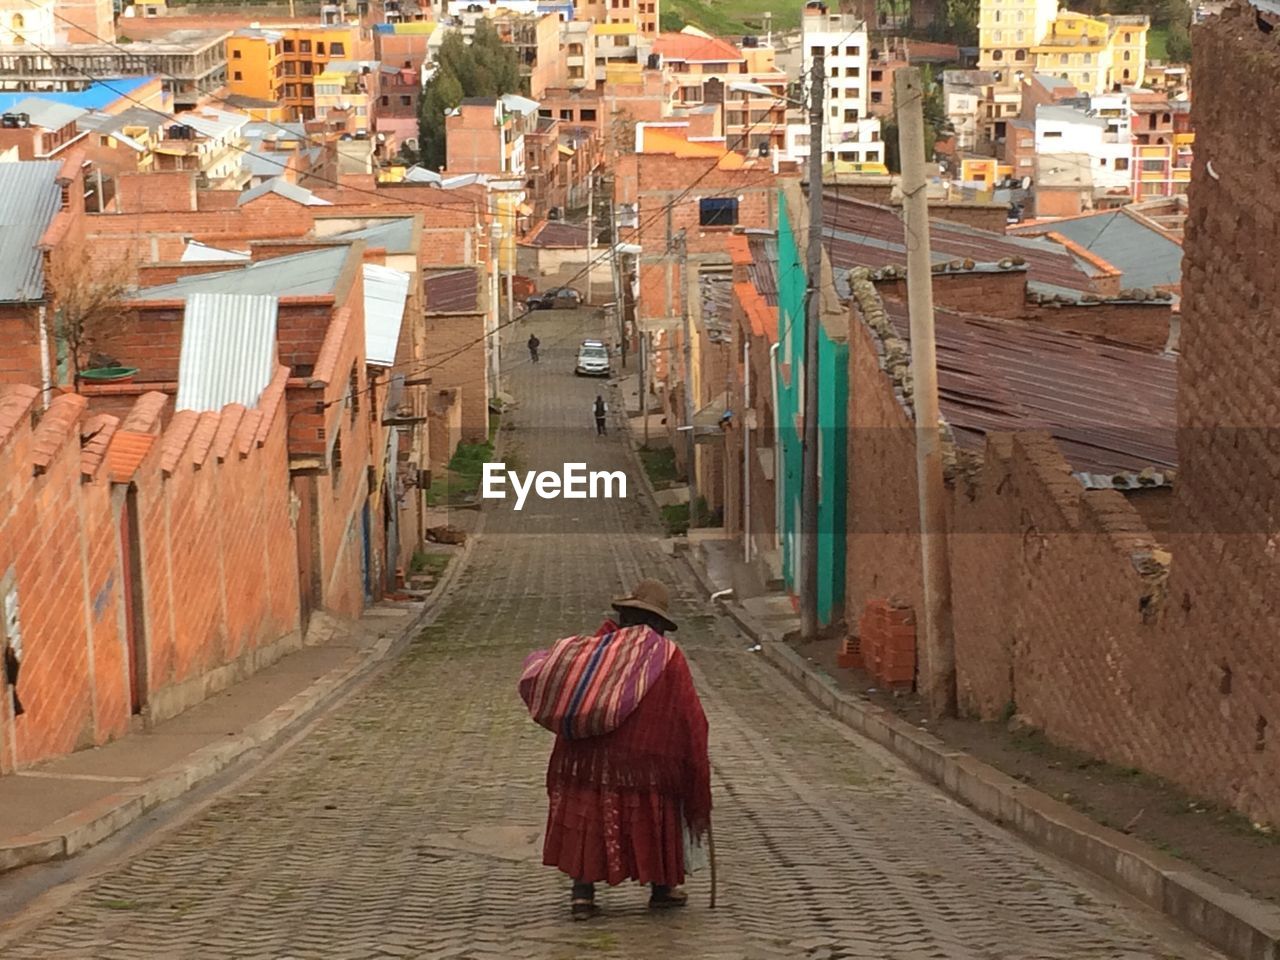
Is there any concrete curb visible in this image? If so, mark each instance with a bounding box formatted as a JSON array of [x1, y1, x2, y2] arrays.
[[0, 516, 481, 877], [692, 568, 1280, 960]]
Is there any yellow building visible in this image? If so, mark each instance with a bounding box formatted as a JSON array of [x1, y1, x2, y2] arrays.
[[1032, 12, 1149, 95], [977, 0, 1060, 78], [227, 24, 365, 120]]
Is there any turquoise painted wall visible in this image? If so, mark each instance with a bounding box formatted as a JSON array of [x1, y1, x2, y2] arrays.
[[774, 192, 848, 626]]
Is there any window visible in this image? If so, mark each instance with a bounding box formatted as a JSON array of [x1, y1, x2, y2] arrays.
[[1115, 157, 1130, 170], [995, 9, 1000, 20], [992, 49, 1003, 60], [316, 42, 325, 55], [300, 40, 312, 53], [698, 197, 738, 226], [1083, 53, 1092, 64], [1082, 73, 1090, 84], [349, 366, 360, 422], [1123, 68, 1131, 80], [400, 95, 412, 106], [1019, 157, 1032, 167], [1015, 47, 1026, 60], [870, 91, 882, 103], [846, 45, 859, 56], [331, 430, 343, 487], [560, 109, 572, 119], [283, 39, 295, 52], [846, 66, 859, 77], [11, 12, 23, 27], [233, 49, 242, 59], [581, 108, 597, 121], [1044, 130, 1062, 138], [234, 71, 243, 81], [865, 150, 879, 162], [302, 62, 313, 75], [844, 108, 858, 122], [810, 45, 822, 57], [381, 95, 389, 105], [870, 69, 882, 81], [1059, 53, 1068, 64]]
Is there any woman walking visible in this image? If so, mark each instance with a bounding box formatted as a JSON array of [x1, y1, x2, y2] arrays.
[[519, 579, 712, 920]]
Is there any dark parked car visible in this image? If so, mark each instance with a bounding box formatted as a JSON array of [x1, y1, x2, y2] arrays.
[[526, 286, 583, 310]]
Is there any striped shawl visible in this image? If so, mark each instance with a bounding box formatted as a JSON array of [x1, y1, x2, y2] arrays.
[[519, 623, 675, 740]]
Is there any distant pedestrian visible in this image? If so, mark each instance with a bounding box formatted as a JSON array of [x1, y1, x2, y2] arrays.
[[528, 334, 540, 363], [518, 579, 711, 921], [593, 395, 607, 435]]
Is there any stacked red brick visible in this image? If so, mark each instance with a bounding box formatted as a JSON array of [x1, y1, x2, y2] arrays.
[[855, 600, 917, 691]]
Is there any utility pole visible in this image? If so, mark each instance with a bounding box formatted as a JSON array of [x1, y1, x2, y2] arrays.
[[609, 178, 627, 369], [896, 67, 955, 719], [799, 50, 824, 642], [586, 167, 595, 302], [676, 230, 698, 527]]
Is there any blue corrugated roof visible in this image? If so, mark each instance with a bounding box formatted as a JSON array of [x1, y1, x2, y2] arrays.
[[0, 77, 156, 113]]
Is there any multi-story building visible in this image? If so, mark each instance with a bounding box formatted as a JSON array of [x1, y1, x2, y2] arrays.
[[314, 60, 379, 133], [791, 10, 884, 168], [977, 0, 1058, 79], [562, 19, 596, 88], [650, 31, 790, 156], [445, 94, 538, 176], [0, 30, 227, 109], [227, 24, 366, 120], [0, 0, 57, 46], [591, 21, 638, 83], [1035, 101, 1130, 202], [153, 106, 250, 190], [576, 0, 657, 39], [1031, 12, 1149, 95]]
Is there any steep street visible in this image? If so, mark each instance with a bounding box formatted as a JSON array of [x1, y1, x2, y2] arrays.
[[0, 310, 1222, 960]]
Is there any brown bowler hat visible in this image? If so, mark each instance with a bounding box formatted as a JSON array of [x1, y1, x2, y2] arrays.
[[611, 578, 678, 632]]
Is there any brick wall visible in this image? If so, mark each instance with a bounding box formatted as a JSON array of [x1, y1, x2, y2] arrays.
[[0, 309, 46, 389], [423, 311, 490, 442], [115, 171, 198, 214], [0, 372, 303, 772], [1158, 4, 1280, 822], [1022, 299, 1172, 350], [873, 269, 1027, 319]]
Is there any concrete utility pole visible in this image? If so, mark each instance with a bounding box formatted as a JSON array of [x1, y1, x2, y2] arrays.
[[676, 230, 699, 527], [895, 67, 955, 719], [586, 167, 595, 301], [799, 50, 825, 642], [609, 180, 627, 369]]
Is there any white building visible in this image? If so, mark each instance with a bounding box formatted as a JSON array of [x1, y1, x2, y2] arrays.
[[0, 0, 57, 46], [1035, 101, 1130, 197], [785, 8, 883, 167]]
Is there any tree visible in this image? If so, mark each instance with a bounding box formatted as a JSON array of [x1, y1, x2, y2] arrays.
[[41, 241, 135, 384], [417, 21, 522, 171], [882, 65, 950, 174]]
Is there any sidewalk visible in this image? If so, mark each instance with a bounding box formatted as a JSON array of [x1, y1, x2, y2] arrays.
[[680, 542, 1280, 960], [0, 531, 476, 875]]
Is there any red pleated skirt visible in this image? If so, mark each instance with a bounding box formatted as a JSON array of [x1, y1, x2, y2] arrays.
[[542, 783, 686, 887]]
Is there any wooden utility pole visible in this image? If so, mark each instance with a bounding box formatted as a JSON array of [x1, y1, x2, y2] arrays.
[[609, 179, 627, 369], [895, 67, 955, 719], [799, 51, 825, 642]]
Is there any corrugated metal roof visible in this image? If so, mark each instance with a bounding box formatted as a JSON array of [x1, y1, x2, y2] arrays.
[[824, 194, 1095, 297], [363, 264, 410, 367], [335, 218, 415, 253], [174, 107, 248, 141], [0, 161, 62, 302], [874, 299, 1178, 478], [176, 293, 279, 413], [524, 220, 588, 248], [135, 246, 350, 300], [238, 177, 332, 207], [181, 240, 250, 262], [746, 234, 779, 306], [1011, 211, 1183, 292], [9, 97, 88, 131], [424, 268, 480, 313]]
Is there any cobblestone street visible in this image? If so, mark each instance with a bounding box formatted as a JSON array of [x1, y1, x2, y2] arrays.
[[0, 312, 1224, 960]]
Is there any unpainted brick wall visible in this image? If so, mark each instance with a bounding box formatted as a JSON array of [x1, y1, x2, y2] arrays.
[[423, 311, 490, 442], [0, 377, 302, 771]]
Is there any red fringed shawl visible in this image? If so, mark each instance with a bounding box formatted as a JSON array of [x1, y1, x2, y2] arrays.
[[523, 621, 712, 837]]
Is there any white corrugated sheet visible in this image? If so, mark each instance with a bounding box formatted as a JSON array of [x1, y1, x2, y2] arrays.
[[176, 293, 279, 413], [363, 264, 410, 367], [181, 240, 251, 262]]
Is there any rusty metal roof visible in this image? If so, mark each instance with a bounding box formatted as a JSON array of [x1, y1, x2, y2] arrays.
[[877, 299, 1178, 482], [424, 268, 480, 313], [746, 233, 779, 307], [824, 194, 1096, 297], [523, 220, 589, 249]]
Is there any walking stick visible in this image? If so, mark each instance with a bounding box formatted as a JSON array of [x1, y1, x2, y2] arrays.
[[707, 820, 718, 909]]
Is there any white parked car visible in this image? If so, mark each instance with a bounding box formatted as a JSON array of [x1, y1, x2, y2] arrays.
[[575, 340, 610, 377]]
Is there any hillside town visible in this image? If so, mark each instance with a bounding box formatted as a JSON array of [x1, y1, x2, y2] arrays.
[[1, 0, 1278, 955]]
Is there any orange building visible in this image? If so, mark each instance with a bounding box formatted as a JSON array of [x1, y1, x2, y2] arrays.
[[227, 23, 369, 120]]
